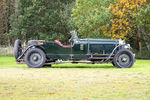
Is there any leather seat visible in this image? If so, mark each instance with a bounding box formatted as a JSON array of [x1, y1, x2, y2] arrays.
[[54, 40, 72, 47]]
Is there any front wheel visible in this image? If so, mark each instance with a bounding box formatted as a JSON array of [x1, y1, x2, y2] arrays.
[[113, 49, 135, 68], [25, 48, 46, 68]]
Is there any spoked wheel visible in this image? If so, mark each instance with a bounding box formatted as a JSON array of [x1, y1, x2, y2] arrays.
[[14, 40, 22, 60], [113, 49, 135, 68], [25, 48, 46, 68]]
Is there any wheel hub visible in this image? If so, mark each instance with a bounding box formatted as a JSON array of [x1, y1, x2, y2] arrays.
[[33, 56, 38, 61], [121, 57, 127, 62], [118, 54, 130, 66], [29, 53, 41, 64]]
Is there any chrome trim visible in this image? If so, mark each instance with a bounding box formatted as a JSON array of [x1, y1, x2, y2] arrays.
[[119, 39, 125, 45]]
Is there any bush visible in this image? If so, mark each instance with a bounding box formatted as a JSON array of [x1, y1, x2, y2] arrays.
[[133, 49, 150, 59]]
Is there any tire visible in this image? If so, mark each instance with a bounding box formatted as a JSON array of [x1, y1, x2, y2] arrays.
[[14, 40, 22, 60], [113, 49, 135, 68], [25, 48, 46, 68]]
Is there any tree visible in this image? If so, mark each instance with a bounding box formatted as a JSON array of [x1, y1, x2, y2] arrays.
[[0, 0, 16, 45], [72, 0, 113, 38], [134, 2, 150, 51], [10, 0, 75, 43], [0, 0, 8, 45], [102, 0, 150, 52]]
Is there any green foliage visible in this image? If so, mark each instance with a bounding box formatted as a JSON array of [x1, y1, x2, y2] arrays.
[[10, 0, 75, 43], [72, 0, 113, 38], [134, 3, 150, 42], [128, 2, 150, 52], [72, 0, 150, 58], [134, 3, 150, 27]]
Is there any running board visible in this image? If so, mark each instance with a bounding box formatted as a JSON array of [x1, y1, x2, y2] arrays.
[[46, 60, 92, 65], [88, 57, 113, 60]]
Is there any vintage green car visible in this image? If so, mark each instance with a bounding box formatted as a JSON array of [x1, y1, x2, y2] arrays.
[[14, 32, 135, 68]]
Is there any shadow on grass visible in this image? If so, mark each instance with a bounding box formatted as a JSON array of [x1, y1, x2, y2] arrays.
[[44, 63, 116, 69]]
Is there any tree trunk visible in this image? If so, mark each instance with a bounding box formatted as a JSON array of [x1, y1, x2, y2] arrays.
[[137, 25, 142, 53], [141, 27, 150, 51], [139, 41, 142, 53]]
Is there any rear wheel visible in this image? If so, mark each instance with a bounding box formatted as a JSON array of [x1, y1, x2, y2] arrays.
[[113, 49, 135, 68], [14, 40, 22, 60], [25, 48, 46, 68]]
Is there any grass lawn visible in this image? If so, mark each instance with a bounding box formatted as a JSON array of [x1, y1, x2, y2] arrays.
[[0, 56, 150, 100]]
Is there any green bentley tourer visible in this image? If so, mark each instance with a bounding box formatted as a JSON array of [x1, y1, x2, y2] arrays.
[[14, 32, 135, 68]]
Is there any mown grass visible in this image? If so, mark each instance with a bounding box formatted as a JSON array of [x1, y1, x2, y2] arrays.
[[0, 56, 150, 73], [0, 56, 150, 100]]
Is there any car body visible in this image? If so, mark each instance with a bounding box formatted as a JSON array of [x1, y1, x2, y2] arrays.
[[14, 33, 135, 68]]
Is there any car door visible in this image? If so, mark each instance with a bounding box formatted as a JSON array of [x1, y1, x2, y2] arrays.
[[71, 43, 88, 60]]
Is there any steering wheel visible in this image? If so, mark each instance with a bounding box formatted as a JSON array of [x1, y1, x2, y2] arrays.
[[69, 30, 78, 42], [69, 35, 73, 42]]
